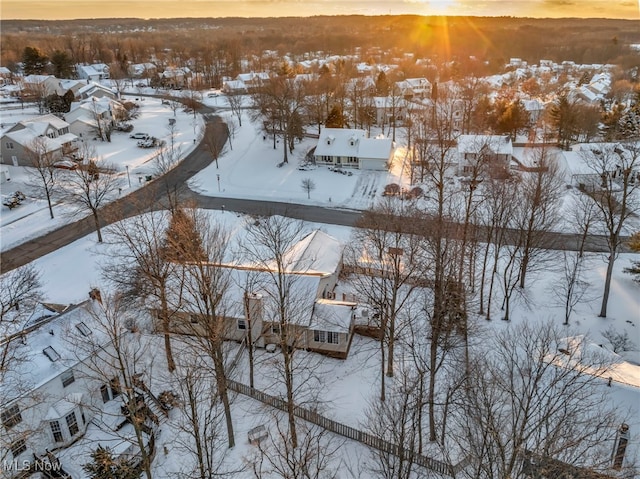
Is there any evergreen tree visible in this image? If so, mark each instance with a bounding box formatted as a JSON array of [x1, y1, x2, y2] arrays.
[[50, 50, 74, 78], [83, 445, 139, 479], [375, 71, 390, 96], [22, 46, 48, 75], [325, 104, 346, 128]]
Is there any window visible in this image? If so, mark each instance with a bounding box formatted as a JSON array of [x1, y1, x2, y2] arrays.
[[11, 438, 26, 458], [66, 412, 79, 436], [61, 370, 75, 387], [75, 322, 92, 336], [50, 420, 63, 442], [190, 314, 199, 324], [271, 324, 281, 335], [43, 346, 61, 362], [237, 318, 247, 330], [313, 330, 339, 344], [6, 141, 14, 149], [2, 404, 22, 429], [101, 385, 111, 403]]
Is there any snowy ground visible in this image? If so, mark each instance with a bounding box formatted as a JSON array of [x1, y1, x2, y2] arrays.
[[1, 91, 639, 476], [0, 96, 204, 251], [3, 206, 639, 477]]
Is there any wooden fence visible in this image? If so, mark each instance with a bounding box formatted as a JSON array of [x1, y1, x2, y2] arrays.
[[227, 379, 467, 476]]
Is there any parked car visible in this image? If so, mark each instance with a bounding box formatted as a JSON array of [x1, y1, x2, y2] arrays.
[[137, 139, 155, 148], [114, 122, 134, 132], [130, 132, 150, 140]]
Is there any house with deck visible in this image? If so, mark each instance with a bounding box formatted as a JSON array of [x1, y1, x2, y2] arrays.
[[1, 291, 165, 479], [162, 230, 358, 359]]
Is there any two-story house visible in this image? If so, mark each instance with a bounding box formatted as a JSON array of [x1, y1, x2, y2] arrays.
[[457, 134, 514, 177], [1, 114, 79, 166]]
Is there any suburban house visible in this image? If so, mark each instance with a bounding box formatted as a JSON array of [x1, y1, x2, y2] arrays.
[[394, 77, 432, 100], [372, 96, 408, 127], [76, 63, 110, 81], [0, 294, 161, 478], [314, 127, 395, 171], [77, 82, 117, 101], [20, 75, 65, 98], [222, 72, 270, 94], [457, 134, 514, 177], [128, 62, 158, 78], [66, 97, 127, 139], [162, 230, 358, 359], [1, 114, 79, 166], [161, 67, 191, 89]]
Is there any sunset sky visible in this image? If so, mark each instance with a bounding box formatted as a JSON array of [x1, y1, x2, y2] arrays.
[[1, 0, 638, 20]]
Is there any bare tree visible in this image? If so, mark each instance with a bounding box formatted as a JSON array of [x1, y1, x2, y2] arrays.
[[249, 417, 341, 479], [25, 136, 59, 219], [580, 143, 640, 317], [0, 265, 43, 463], [242, 216, 310, 448], [166, 207, 236, 448], [346, 198, 421, 400], [103, 208, 179, 373], [515, 148, 564, 289], [61, 143, 120, 243], [226, 91, 244, 127], [252, 75, 307, 163], [170, 346, 240, 479], [301, 178, 316, 199], [71, 294, 157, 479], [202, 122, 228, 169], [453, 322, 629, 479]]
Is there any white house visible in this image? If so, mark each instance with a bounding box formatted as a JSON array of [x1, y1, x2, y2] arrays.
[[394, 77, 431, 99], [77, 82, 117, 101], [457, 134, 513, 176], [65, 97, 127, 139], [314, 127, 394, 171], [128, 62, 157, 78], [1, 292, 163, 478], [76, 63, 110, 81]]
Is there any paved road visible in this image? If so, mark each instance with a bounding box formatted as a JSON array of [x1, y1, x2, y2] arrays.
[[0, 100, 624, 273]]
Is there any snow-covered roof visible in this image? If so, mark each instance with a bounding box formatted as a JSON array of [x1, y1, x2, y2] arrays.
[[309, 299, 356, 333], [315, 128, 393, 161], [279, 230, 343, 275], [3, 128, 62, 151], [19, 113, 70, 134], [1, 300, 106, 404], [358, 137, 394, 160], [457, 135, 513, 156], [77, 82, 115, 97]]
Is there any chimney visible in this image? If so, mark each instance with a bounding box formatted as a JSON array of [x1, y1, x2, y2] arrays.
[[89, 288, 102, 303]]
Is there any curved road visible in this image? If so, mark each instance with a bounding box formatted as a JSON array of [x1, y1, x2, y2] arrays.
[[0, 102, 623, 273]]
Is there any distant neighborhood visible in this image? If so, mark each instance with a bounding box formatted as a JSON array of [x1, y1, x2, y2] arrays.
[[1, 21, 639, 479]]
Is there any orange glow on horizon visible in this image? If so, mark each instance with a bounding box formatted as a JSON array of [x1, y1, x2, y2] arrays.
[[0, 0, 638, 20]]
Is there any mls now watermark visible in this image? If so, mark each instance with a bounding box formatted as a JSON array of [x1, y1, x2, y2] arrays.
[[3, 459, 63, 472]]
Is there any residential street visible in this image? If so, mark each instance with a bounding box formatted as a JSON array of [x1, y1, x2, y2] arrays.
[[0, 104, 624, 273]]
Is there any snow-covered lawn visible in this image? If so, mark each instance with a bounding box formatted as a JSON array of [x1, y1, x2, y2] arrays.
[[0, 96, 204, 251], [4, 207, 640, 477]]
